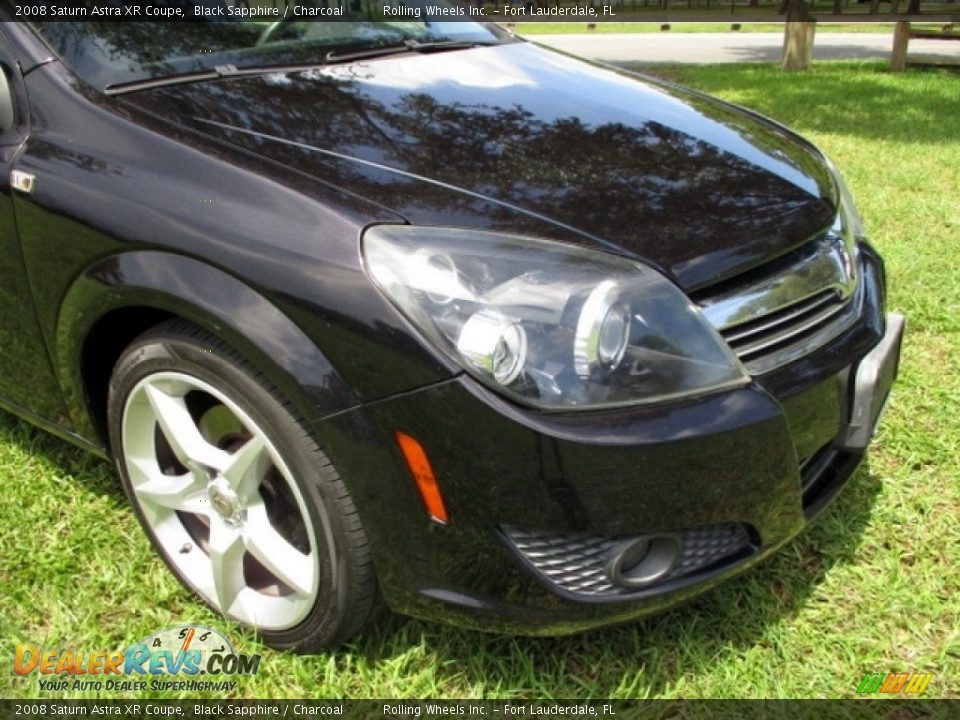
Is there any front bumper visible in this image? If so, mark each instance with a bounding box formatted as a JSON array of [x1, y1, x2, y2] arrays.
[[315, 245, 901, 633], [839, 312, 905, 451]]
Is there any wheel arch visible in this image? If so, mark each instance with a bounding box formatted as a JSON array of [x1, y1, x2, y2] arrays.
[[57, 250, 360, 451]]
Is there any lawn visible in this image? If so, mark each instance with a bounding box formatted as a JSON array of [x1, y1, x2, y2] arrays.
[[2, 61, 958, 701], [512, 22, 904, 34]]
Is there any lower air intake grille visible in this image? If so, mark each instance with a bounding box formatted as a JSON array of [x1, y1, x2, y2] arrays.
[[503, 523, 753, 597]]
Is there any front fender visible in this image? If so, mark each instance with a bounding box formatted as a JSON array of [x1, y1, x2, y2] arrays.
[[58, 250, 361, 445]]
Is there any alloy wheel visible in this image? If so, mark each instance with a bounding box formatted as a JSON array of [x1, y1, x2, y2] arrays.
[[120, 371, 319, 630]]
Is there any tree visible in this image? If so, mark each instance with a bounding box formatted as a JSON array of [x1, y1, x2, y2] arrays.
[[782, 0, 816, 71]]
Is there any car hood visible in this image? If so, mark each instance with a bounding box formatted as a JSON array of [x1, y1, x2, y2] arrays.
[[122, 41, 837, 290]]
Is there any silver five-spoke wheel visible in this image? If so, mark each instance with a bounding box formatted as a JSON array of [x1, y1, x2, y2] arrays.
[[110, 321, 378, 650], [122, 371, 319, 630]]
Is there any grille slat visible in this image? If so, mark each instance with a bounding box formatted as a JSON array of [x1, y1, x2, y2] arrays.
[[723, 290, 838, 345], [731, 297, 847, 359], [698, 232, 861, 374]]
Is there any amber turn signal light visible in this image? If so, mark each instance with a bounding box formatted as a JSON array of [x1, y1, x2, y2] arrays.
[[395, 431, 449, 524]]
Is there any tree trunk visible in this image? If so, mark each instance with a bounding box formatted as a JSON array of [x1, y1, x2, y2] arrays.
[[891, 21, 911, 70], [907, 0, 921, 12], [782, 2, 815, 70], [785, 0, 812, 21]]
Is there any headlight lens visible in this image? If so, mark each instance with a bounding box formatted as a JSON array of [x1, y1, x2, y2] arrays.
[[825, 156, 864, 240], [824, 157, 863, 289], [364, 226, 748, 410]]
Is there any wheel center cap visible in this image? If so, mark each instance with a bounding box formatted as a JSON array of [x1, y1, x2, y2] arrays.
[[208, 478, 243, 524]]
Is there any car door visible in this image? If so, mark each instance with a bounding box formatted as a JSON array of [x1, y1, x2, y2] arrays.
[[0, 33, 69, 428]]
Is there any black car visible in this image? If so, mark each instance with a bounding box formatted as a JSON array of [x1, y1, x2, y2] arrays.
[[0, 7, 903, 652]]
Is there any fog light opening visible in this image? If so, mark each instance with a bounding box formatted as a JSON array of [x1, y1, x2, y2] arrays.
[[606, 534, 680, 589]]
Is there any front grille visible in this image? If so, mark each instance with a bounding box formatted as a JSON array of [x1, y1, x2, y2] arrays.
[[503, 523, 753, 598], [697, 233, 861, 375], [719, 290, 860, 375], [722, 289, 845, 360]]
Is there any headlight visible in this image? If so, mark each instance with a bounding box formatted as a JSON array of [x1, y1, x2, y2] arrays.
[[364, 226, 748, 410], [825, 156, 864, 240], [824, 157, 863, 288]]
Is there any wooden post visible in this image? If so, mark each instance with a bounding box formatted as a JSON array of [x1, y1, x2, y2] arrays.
[[891, 21, 911, 72]]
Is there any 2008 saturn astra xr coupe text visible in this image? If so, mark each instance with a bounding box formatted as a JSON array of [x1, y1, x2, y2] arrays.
[[0, 6, 903, 651]]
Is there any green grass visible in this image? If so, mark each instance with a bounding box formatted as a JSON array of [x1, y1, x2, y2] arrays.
[[512, 22, 905, 34], [2, 61, 959, 700], [489, 0, 960, 22]]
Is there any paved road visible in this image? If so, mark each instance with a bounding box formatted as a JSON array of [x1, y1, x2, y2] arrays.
[[530, 32, 960, 64]]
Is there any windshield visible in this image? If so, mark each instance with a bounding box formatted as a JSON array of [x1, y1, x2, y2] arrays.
[[34, 2, 507, 90]]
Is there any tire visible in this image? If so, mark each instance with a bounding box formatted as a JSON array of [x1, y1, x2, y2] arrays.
[[107, 319, 378, 652]]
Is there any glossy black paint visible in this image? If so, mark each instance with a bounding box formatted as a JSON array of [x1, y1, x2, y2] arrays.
[[312, 255, 885, 632], [122, 41, 837, 291], [15, 57, 451, 435], [0, 19, 890, 633]]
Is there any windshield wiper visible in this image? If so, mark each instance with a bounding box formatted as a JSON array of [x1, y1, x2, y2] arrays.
[[103, 63, 325, 96], [324, 39, 496, 64], [103, 39, 497, 96], [105, 67, 221, 95]]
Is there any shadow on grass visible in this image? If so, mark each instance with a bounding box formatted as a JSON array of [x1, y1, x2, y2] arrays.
[[623, 61, 960, 146], [0, 410, 119, 499], [357, 462, 883, 697]]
